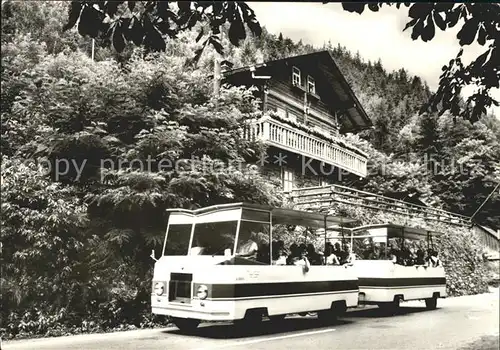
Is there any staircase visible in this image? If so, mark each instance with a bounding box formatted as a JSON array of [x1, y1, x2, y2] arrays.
[[287, 184, 471, 227]]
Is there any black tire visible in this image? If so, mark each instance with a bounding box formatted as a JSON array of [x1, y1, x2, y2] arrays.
[[317, 309, 337, 324], [234, 311, 263, 329], [425, 297, 437, 310], [269, 314, 286, 322], [172, 317, 200, 333], [378, 297, 401, 314], [318, 301, 347, 324]]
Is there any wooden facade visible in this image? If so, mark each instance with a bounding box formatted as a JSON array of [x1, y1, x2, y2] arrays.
[[222, 51, 373, 190]]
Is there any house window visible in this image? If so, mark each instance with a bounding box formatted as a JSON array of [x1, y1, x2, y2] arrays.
[[283, 168, 294, 192], [292, 66, 301, 86], [307, 76, 316, 94]]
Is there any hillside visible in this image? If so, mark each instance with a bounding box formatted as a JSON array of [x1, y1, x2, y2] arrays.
[[1, 1, 498, 340]]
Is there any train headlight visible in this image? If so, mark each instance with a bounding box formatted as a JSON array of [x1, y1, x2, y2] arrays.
[[197, 285, 208, 300], [154, 282, 164, 296]]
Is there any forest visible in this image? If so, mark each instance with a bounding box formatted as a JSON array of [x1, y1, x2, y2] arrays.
[[1, 2, 499, 339]]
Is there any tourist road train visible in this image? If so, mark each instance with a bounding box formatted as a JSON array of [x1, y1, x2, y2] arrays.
[[150, 203, 446, 332]]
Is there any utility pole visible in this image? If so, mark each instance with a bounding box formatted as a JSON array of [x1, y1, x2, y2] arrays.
[[213, 51, 221, 97], [91, 38, 95, 61], [470, 181, 500, 222]]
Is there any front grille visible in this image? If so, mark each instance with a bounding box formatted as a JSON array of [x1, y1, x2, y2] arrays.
[[169, 273, 193, 303]]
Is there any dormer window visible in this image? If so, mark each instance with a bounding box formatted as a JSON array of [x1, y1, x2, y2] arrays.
[[292, 66, 301, 86], [307, 75, 316, 94]]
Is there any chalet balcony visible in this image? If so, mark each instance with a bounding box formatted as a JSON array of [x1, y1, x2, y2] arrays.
[[244, 115, 368, 177]]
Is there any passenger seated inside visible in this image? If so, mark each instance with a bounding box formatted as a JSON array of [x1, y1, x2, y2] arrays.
[[190, 237, 206, 255], [400, 246, 413, 266], [427, 249, 441, 267], [324, 242, 340, 265], [409, 246, 418, 265], [235, 231, 259, 260], [415, 249, 426, 265], [287, 243, 300, 265], [293, 245, 310, 273], [306, 244, 322, 265], [388, 243, 400, 264], [333, 242, 348, 264], [257, 243, 270, 264], [367, 244, 383, 260], [272, 241, 288, 265], [344, 243, 356, 264]]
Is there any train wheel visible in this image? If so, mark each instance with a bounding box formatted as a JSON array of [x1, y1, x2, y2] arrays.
[[425, 296, 437, 310], [172, 317, 200, 333]]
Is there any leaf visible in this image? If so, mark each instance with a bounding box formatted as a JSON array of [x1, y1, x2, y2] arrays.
[[411, 19, 424, 40], [474, 49, 490, 68], [157, 2, 176, 20], [112, 24, 126, 53], [209, 36, 224, 54], [446, 7, 461, 28], [187, 12, 200, 29], [433, 11, 446, 31], [246, 19, 262, 37], [128, 1, 136, 12], [408, 3, 424, 19], [105, 1, 124, 17], [434, 3, 455, 13], [143, 16, 166, 51], [177, 1, 191, 13], [403, 18, 418, 32], [78, 5, 104, 38], [477, 25, 487, 46], [421, 17, 436, 42], [457, 19, 479, 46], [195, 28, 204, 42], [63, 1, 83, 32], [127, 16, 144, 45], [228, 20, 246, 46], [368, 3, 380, 12], [342, 3, 366, 14]]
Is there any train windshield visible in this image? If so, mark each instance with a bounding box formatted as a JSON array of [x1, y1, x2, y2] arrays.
[[164, 223, 193, 256], [191, 221, 238, 256]]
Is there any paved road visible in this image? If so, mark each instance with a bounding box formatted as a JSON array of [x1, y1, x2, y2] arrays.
[[5, 289, 499, 350]]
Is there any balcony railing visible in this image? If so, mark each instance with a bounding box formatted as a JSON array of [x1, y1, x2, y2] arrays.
[[243, 116, 368, 177], [288, 185, 472, 227]]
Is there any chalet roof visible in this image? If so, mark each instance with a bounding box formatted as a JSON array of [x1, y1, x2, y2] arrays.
[[222, 50, 373, 133], [474, 224, 500, 240]]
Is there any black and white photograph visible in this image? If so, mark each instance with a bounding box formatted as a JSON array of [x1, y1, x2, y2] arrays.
[[1, 1, 499, 350]]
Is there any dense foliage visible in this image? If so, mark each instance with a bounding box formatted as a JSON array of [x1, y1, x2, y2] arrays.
[[1, 1, 498, 340]]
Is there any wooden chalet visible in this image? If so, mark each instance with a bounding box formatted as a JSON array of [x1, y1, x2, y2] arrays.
[[221, 51, 372, 191]]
